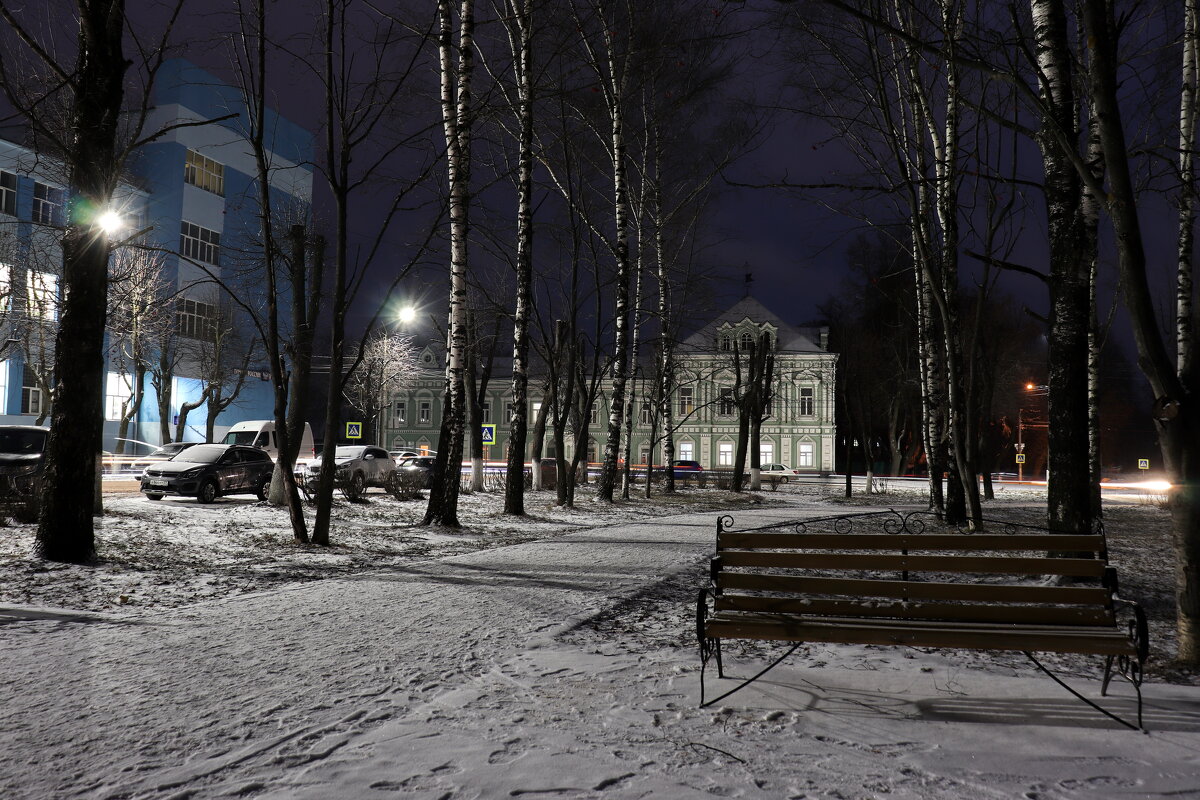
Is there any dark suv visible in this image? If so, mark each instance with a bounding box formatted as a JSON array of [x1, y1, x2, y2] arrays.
[[140, 443, 275, 503], [0, 425, 49, 520]]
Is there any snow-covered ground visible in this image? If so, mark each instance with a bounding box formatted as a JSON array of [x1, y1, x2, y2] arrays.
[[2, 481, 1197, 799]]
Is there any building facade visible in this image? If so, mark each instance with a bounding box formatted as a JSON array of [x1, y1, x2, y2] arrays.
[[380, 297, 838, 472], [0, 59, 314, 452]]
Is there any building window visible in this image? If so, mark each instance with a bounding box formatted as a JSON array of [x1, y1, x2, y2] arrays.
[[718, 442, 733, 466], [678, 386, 694, 416], [718, 387, 735, 416], [394, 401, 406, 424], [26, 270, 58, 320], [799, 387, 815, 416], [105, 372, 132, 421], [740, 332, 754, 352], [589, 403, 598, 425], [678, 441, 693, 461], [184, 149, 225, 196], [32, 182, 63, 225], [507, 402, 517, 422], [180, 221, 221, 266], [481, 401, 491, 423], [0, 264, 10, 312], [21, 364, 42, 416], [177, 298, 216, 340], [760, 443, 774, 465], [419, 400, 431, 424], [718, 335, 731, 351], [798, 442, 814, 467], [0, 171, 15, 216], [639, 401, 652, 426], [639, 447, 650, 464]]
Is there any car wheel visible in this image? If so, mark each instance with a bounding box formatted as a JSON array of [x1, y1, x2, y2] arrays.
[[255, 475, 270, 501], [145, 493, 164, 501], [346, 472, 365, 499], [780, 477, 788, 484], [197, 479, 218, 504]]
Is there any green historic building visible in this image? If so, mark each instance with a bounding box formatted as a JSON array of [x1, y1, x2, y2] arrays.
[[379, 297, 837, 473]]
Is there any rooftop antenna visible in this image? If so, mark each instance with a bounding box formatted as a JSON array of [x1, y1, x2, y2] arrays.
[[743, 266, 753, 298]]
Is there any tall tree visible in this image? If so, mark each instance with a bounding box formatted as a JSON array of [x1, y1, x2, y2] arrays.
[[424, 0, 476, 527], [0, 0, 184, 561]]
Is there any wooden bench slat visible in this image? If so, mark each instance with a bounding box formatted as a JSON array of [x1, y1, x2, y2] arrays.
[[712, 595, 1116, 626], [717, 551, 1106, 577], [717, 573, 1112, 605], [704, 615, 1137, 656], [718, 533, 1107, 552]]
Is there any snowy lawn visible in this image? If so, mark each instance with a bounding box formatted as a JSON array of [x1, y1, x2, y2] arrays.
[[3, 480, 1198, 799], [0, 480, 782, 613]]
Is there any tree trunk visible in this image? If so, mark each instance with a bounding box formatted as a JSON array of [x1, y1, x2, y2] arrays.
[[1032, 0, 1094, 538], [425, 0, 475, 527], [1082, 0, 1200, 662], [36, 0, 128, 562]]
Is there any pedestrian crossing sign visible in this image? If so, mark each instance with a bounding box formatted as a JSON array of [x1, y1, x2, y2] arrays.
[[346, 422, 362, 439], [481, 424, 496, 444], [1015, 454, 1026, 464], [1138, 458, 1150, 470]]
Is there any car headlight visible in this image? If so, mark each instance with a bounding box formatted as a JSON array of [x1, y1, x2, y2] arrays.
[[179, 467, 205, 479]]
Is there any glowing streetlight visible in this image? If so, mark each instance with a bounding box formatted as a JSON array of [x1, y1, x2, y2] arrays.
[[95, 210, 125, 236], [396, 305, 416, 325]]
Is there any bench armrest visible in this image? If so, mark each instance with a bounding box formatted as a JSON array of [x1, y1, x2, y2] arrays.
[[1113, 593, 1150, 665]]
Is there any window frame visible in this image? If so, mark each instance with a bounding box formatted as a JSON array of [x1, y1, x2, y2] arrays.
[[184, 149, 226, 196], [0, 171, 16, 216], [180, 220, 221, 266], [31, 182, 63, 226], [799, 387, 815, 416], [678, 386, 694, 416]]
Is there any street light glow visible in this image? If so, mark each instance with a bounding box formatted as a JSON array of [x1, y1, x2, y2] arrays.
[[397, 306, 416, 324], [96, 210, 124, 235]]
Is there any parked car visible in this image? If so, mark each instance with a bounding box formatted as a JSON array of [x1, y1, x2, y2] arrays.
[[396, 455, 440, 489], [0, 425, 48, 520], [760, 463, 802, 482], [140, 444, 275, 503], [389, 448, 436, 461], [295, 445, 396, 499], [671, 459, 704, 479], [131, 441, 198, 471]]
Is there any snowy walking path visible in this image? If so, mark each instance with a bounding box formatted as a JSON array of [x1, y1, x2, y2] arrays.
[[5, 504, 1200, 798]]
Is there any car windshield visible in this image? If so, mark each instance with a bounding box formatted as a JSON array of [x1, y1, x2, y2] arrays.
[[335, 446, 366, 459], [171, 445, 226, 464], [222, 431, 259, 446], [0, 429, 46, 454]]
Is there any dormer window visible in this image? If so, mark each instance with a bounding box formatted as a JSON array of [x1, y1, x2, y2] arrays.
[[740, 332, 754, 351], [719, 335, 731, 351]]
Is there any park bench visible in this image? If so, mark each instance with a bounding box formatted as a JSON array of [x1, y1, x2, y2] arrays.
[[696, 510, 1149, 729]]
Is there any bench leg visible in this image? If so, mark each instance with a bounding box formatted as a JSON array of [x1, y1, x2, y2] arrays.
[[1025, 651, 1144, 732], [1101, 655, 1115, 696], [699, 642, 802, 709]]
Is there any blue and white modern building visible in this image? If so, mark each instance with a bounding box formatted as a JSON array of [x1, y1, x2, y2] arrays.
[[0, 59, 314, 454]]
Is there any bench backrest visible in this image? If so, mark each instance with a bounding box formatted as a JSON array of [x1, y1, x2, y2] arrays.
[[711, 513, 1116, 627]]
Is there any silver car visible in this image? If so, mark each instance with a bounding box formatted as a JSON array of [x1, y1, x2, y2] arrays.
[[295, 445, 396, 499]]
